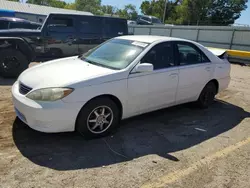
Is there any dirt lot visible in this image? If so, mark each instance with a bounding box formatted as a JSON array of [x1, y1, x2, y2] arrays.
[[0, 64, 250, 188]]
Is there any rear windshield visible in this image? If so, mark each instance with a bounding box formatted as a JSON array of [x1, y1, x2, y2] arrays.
[[152, 18, 162, 24]]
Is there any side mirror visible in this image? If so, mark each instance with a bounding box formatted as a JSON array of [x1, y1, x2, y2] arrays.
[[133, 63, 153, 73]]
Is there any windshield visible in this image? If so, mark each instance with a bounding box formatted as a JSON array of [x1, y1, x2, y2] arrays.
[[80, 39, 148, 70], [152, 17, 162, 24]]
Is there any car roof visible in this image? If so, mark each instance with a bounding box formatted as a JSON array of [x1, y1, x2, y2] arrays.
[[138, 15, 159, 19], [0, 17, 41, 25], [48, 12, 127, 20], [116, 35, 193, 44], [0, 17, 28, 22]]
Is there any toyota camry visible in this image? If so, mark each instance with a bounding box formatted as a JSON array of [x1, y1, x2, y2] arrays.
[[12, 35, 231, 138]]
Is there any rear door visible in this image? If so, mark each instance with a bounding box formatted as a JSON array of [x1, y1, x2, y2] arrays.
[[174, 41, 214, 104], [76, 15, 104, 54], [45, 15, 78, 57]]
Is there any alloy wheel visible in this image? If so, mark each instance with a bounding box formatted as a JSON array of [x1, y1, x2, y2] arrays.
[[87, 106, 114, 134]]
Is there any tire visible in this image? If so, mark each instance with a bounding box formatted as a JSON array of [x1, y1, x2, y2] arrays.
[[76, 97, 120, 139], [197, 82, 217, 108], [0, 48, 29, 78]]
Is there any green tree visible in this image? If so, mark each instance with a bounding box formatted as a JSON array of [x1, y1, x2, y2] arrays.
[[64, 3, 76, 10], [140, 1, 152, 15], [140, 0, 180, 22], [101, 5, 117, 15], [176, 0, 211, 25], [140, 0, 248, 25], [208, 0, 248, 25], [75, 0, 102, 15], [117, 4, 138, 20], [7, 0, 19, 2], [26, 0, 66, 8]]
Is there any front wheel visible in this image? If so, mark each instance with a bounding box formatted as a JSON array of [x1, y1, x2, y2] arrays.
[[197, 82, 217, 108], [76, 97, 120, 139]]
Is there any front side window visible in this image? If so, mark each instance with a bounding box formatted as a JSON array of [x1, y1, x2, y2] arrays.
[[176, 42, 210, 66], [141, 42, 175, 70], [80, 39, 148, 70]]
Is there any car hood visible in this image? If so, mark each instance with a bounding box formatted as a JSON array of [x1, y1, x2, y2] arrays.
[[18, 56, 116, 89], [0, 29, 41, 37]]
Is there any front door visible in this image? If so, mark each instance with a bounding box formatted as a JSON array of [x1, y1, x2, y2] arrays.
[[127, 42, 179, 116]]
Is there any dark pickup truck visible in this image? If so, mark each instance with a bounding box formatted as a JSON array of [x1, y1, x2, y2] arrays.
[[0, 13, 128, 78]]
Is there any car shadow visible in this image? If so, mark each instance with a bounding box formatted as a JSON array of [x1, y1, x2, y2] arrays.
[[0, 77, 16, 86], [12, 99, 250, 171]]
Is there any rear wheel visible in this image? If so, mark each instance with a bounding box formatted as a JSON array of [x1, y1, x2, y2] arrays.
[[76, 97, 120, 139], [197, 82, 217, 108], [0, 49, 29, 78]]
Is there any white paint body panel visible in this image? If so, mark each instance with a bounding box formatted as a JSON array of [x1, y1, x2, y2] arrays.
[[176, 63, 214, 104], [127, 67, 179, 117], [12, 35, 231, 133]]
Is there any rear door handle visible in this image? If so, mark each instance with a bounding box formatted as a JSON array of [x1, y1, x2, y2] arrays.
[[169, 73, 178, 77], [205, 67, 211, 71]]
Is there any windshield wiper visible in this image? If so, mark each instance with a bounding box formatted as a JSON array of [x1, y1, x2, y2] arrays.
[[81, 58, 118, 70]]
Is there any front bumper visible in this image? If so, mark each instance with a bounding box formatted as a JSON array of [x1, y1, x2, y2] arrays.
[[12, 81, 84, 133]]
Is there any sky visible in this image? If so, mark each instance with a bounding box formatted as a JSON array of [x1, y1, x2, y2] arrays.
[[235, 1, 250, 25], [66, 0, 250, 25]]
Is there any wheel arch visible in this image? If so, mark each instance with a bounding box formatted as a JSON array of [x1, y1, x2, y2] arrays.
[[208, 79, 219, 94], [0, 37, 35, 62], [75, 94, 123, 128]]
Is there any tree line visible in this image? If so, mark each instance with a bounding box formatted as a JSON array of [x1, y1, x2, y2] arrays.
[[8, 0, 248, 26]]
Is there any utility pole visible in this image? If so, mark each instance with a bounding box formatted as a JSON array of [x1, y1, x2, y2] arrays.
[[162, 0, 168, 23]]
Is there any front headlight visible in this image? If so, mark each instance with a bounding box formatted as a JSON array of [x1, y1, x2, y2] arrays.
[[26, 88, 73, 101]]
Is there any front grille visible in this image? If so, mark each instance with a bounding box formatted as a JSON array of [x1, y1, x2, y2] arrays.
[[19, 82, 32, 95]]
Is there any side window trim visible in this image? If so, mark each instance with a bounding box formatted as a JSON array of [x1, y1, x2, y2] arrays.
[[173, 41, 211, 66]]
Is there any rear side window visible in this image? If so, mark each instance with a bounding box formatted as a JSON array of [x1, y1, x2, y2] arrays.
[[152, 18, 162, 24], [48, 16, 73, 27], [47, 16, 74, 33], [79, 16, 103, 36], [104, 18, 128, 38], [141, 16, 151, 22], [176, 42, 210, 66], [0, 20, 8, 29]]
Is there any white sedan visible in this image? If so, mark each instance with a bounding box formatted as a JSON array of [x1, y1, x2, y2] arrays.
[[12, 35, 231, 138]]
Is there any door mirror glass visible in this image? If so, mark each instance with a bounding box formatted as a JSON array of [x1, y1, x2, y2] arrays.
[[133, 63, 153, 73]]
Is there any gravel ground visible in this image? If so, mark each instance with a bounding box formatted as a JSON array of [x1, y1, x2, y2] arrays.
[[0, 64, 250, 188]]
